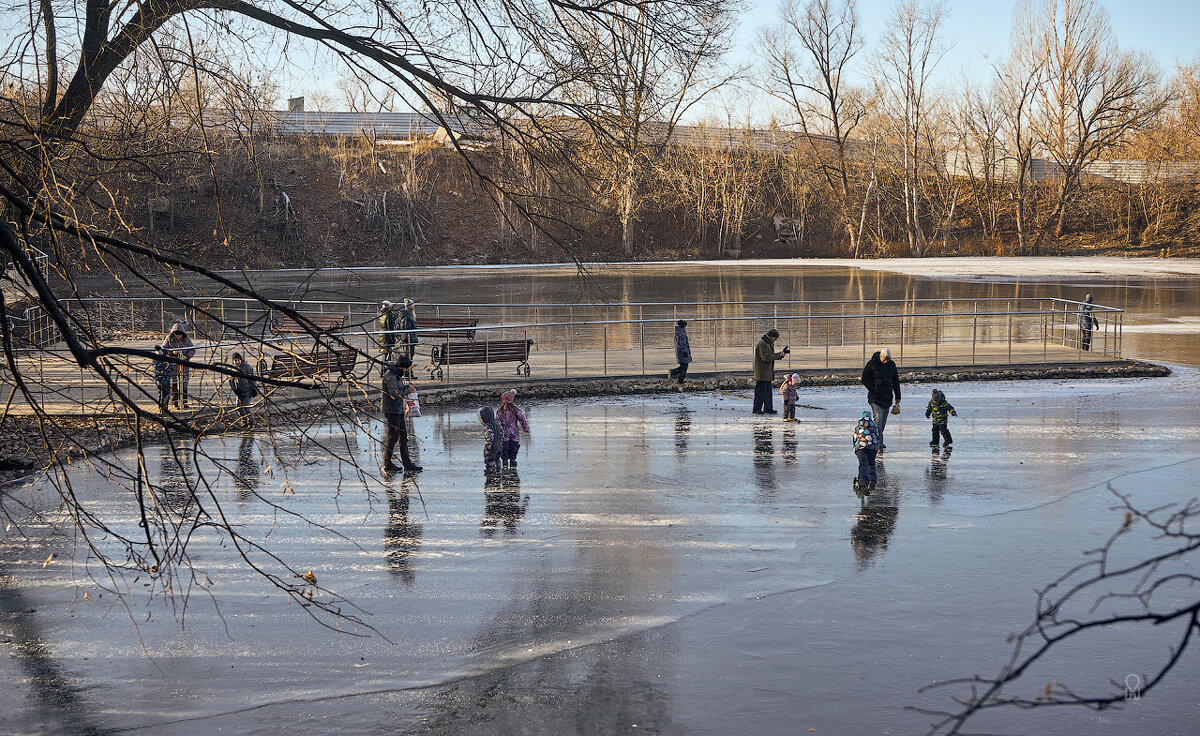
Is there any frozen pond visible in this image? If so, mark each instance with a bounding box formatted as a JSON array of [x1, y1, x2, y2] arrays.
[[4, 368, 1200, 734], [200, 259, 1200, 368]]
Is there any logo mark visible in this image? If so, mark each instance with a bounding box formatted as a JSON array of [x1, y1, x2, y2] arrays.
[[1124, 674, 1142, 701]]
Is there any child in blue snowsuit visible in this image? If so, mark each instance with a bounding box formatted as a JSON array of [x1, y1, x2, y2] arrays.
[[853, 411, 880, 495]]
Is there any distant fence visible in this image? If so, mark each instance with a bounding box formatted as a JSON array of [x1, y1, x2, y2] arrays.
[[3, 297, 1122, 415]]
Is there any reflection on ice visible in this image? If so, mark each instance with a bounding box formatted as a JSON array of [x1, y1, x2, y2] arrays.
[[3, 369, 1200, 735]]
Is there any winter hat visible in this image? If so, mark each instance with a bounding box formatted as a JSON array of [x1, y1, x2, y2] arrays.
[[232, 352, 243, 361], [789, 373, 800, 383], [382, 300, 394, 308], [932, 389, 943, 401], [479, 406, 496, 424], [501, 389, 517, 404], [878, 347, 891, 360], [767, 329, 780, 339], [404, 299, 414, 308], [677, 320, 687, 328], [861, 410, 873, 421]]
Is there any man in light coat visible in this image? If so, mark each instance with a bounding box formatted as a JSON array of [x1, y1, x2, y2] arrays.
[[752, 329, 788, 414]]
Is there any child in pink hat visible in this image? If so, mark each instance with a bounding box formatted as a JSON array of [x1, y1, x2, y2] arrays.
[[497, 389, 530, 467]]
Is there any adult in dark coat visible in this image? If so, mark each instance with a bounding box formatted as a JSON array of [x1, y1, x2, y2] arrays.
[[670, 320, 692, 383], [860, 347, 901, 449], [1079, 293, 1098, 351], [377, 301, 397, 359], [229, 352, 259, 426], [381, 357, 422, 472], [160, 321, 196, 408], [752, 329, 788, 414], [399, 299, 418, 360]]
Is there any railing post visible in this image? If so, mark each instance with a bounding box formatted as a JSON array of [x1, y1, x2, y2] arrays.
[[640, 322, 646, 375], [485, 334, 490, 378], [1007, 304, 1013, 364], [603, 324, 608, 376], [1042, 313, 1048, 363], [971, 302, 977, 365], [713, 320, 718, 373], [564, 324, 568, 377], [862, 316, 867, 363], [934, 315, 939, 368]]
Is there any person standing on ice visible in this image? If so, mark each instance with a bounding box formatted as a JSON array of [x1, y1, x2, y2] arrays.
[[852, 411, 880, 496], [381, 357, 422, 473], [860, 346, 900, 450], [669, 320, 692, 383], [496, 389, 530, 467], [479, 406, 503, 474], [752, 329, 788, 414], [1078, 294, 1098, 351]]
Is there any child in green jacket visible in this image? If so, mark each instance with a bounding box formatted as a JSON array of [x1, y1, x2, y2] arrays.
[[925, 389, 957, 448]]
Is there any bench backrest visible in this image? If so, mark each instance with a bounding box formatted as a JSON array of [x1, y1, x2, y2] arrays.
[[277, 314, 347, 333]]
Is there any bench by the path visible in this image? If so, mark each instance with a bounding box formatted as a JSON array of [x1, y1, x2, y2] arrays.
[[427, 339, 532, 380]]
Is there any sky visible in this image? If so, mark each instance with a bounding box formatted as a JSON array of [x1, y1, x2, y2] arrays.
[[287, 0, 1200, 119]]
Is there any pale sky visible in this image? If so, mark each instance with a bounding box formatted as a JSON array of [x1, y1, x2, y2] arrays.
[[289, 0, 1200, 118]]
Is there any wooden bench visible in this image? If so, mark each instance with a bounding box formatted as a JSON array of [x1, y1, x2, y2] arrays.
[[263, 348, 358, 380], [417, 316, 478, 341], [427, 339, 532, 380], [273, 314, 347, 335]]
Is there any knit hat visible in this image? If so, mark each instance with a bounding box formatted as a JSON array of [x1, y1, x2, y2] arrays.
[[232, 352, 243, 361], [861, 410, 872, 421], [501, 389, 517, 403], [767, 329, 780, 339], [382, 300, 393, 308], [790, 373, 800, 383], [677, 319, 687, 328]]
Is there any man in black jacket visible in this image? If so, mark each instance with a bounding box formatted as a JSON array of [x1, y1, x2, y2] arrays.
[[861, 347, 901, 449], [382, 357, 422, 472]]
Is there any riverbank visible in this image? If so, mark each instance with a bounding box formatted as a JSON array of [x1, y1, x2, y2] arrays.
[[0, 359, 1169, 486]]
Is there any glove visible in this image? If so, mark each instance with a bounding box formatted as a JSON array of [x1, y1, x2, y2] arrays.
[[891, 404, 900, 415], [950, 410, 957, 416]]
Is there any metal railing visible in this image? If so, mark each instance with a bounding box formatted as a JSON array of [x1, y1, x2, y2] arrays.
[[2, 296, 1122, 415]]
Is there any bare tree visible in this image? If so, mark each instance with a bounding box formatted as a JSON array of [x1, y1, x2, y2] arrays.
[[875, 0, 949, 257], [1027, 0, 1168, 252], [920, 487, 1200, 735], [757, 0, 871, 256], [0, 0, 732, 634], [562, 1, 735, 256]]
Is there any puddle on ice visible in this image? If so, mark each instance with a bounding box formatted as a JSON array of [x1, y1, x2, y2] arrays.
[[2, 371, 1200, 734]]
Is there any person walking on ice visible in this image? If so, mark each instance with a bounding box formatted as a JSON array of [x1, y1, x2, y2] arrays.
[[860, 346, 900, 450], [753, 329, 789, 414], [779, 373, 800, 422], [925, 389, 957, 450], [497, 389, 530, 467], [853, 411, 880, 497], [669, 320, 691, 384]]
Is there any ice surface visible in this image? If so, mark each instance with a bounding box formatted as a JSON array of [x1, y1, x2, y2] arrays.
[[2, 368, 1199, 735]]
